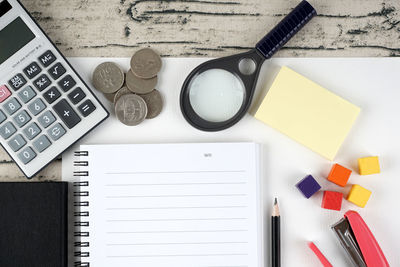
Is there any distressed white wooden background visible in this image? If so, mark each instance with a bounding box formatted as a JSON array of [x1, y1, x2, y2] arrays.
[[1, 0, 399, 181]]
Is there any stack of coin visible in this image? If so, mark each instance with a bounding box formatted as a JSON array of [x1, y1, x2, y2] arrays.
[[92, 48, 163, 126]]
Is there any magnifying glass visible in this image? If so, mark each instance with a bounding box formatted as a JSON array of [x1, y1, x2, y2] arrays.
[[180, 1, 316, 131]]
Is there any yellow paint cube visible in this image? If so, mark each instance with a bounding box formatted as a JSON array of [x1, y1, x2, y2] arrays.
[[358, 156, 380, 175], [347, 184, 372, 208]]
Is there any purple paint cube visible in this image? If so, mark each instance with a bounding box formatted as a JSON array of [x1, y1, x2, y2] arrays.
[[296, 175, 321, 199]]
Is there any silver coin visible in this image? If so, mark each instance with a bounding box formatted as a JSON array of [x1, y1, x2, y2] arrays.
[[139, 89, 163, 119], [130, 48, 162, 79], [92, 62, 124, 94], [113, 87, 132, 104], [115, 94, 148, 126], [126, 69, 158, 94]]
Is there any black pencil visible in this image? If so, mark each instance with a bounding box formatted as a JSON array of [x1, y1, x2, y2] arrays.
[[272, 198, 281, 267]]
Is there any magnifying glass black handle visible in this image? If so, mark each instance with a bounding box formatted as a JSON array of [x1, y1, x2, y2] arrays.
[[180, 1, 316, 132], [256, 1, 316, 59]]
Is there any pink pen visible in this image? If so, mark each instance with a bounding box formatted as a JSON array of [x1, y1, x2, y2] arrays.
[[308, 242, 333, 267]]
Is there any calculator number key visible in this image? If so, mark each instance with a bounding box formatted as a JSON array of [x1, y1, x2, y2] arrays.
[[18, 146, 36, 164], [23, 62, 42, 79], [0, 85, 12, 103], [4, 98, 21, 115], [48, 62, 66, 80], [38, 50, 56, 67], [8, 134, 26, 152], [0, 122, 16, 139], [17, 86, 36, 103], [33, 74, 52, 91], [68, 87, 86, 105], [38, 111, 56, 128], [43, 86, 61, 104], [23, 122, 41, 140], [78, 100, 96, 117], [8, 74, 27, 91], [28, 99, 46, 116], [53, 99, 81, 129], [48, 123, 66, 141], [33, 135, 51, 153], [13, 110, 31, 128], [58, 75, 76, 92]]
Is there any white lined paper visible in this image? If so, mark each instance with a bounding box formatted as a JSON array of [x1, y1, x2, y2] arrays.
[[82, 143, 262, 267]]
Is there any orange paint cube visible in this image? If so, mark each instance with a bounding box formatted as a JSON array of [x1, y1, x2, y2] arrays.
[[327, 163, 352, 187]]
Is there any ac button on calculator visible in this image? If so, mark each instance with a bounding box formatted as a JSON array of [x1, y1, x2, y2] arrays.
[[0, 0, 109, 178]]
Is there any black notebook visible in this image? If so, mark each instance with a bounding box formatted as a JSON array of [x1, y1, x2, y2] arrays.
[[0, 182, 68, 267]]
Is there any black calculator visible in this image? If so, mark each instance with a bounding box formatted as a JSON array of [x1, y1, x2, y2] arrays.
[[0, 0, 109, 178]]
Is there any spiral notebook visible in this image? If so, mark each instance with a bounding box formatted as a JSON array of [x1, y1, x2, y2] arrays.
[[72, 143, 263, 267]]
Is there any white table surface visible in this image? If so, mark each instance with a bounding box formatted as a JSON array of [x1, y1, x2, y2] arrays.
[[63, 57, 400, 267]]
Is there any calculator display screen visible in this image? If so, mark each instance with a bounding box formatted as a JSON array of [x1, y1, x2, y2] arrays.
[[0, 1, 12, 17], [0, 17, 35, 65]]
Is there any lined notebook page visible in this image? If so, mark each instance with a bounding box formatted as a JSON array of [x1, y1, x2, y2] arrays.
[[82, 143, 262, 267]]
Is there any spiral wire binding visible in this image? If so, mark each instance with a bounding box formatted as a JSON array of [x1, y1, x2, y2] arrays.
[[73, 151, 90, 267]]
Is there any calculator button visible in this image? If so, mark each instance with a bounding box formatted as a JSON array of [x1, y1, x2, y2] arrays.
[[28, 98, 46, 116], [33, 74, 52, 91], [48, 62, 66, 80], [0, 122, 16, 139], [53, 99, 81, 129], [58, 75, 76, 92], [78, 100, 96, 117], [23, 62, 42, 79], [8, 134, 26, 152], [4, 98, 21, 115], [0, 110, 6, 124], [17, 86, 36, 103], [68, 87, 86, 105], [38, 110, 56, 128], [33, 135, 51, 153], [43, 86, 61, 104], [38, 50, 56, 67], [23, 122, 41, 140], [13, 110, 31, 128], [18, 146, 36, 164], [8, 74, 27, 91], [0, 85, 12, 103], [48, 123, 66, 141]]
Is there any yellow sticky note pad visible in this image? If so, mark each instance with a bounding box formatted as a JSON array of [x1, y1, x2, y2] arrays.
[[255, 67, 360, 160]]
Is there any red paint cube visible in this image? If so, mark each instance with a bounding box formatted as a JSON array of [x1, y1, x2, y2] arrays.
[[327, 164, 352, 187], [321, 191, 343, 211]]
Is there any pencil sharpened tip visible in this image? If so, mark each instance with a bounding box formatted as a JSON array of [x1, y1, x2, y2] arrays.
[[272, 198, 280, 216]]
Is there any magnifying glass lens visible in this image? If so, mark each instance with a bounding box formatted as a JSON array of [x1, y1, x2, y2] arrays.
[[188, 69, 245, 123]]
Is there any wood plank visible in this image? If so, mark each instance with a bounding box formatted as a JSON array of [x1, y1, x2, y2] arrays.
[[18, 0, 400, 57], [0, 159, 61, 181]]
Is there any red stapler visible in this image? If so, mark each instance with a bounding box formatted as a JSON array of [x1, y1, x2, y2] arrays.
[[331, 210, 389, 267]]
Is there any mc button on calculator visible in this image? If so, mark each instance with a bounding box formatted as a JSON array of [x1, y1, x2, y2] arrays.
[[0, 0, 109, 178]]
